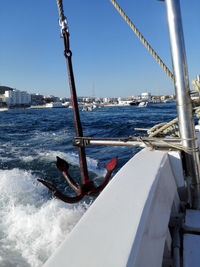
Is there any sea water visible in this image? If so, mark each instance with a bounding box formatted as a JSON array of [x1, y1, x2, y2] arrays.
[[0, 103, 177, 266]]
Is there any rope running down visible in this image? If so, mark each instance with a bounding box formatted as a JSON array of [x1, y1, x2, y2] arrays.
[[109, 0, 174, 82], [56, 0, 65, 22], [109, 0, 183, 139]]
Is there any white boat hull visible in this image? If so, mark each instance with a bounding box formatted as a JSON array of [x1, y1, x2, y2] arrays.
[[43, 148, 183, 267]]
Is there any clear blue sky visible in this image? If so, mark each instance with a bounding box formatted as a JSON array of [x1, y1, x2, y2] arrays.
[[0, 0, 200, 98]]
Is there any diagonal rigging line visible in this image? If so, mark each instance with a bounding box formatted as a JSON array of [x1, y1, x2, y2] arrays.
[[109, 0, 174, 82]]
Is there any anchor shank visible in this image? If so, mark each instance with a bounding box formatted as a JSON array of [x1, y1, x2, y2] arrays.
[[63, 30, 89, 184]]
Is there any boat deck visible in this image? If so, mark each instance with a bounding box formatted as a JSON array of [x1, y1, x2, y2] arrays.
[[183, 210, 200, 267]]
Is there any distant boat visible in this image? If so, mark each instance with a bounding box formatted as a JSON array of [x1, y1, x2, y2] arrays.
[[88, 106, 93, 111], [0, 107, 8, 112], [46, 102, 63, 108], [92, 104, 97, 109], [138, 101, 148, 107], [82, 105, 93, 112], [62, 101, 70, 107], [163, 99, 174, 103], [82, 106, 88, 112], [129, 101, 140, 106]]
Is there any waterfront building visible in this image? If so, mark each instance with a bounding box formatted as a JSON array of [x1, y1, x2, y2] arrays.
[[59, 97, 71, 103], [31, 93, 44, 105], [0, 86, 13, 94], [0, 95, 6, 106], [141, 92, 151, 100], [5, 90, 31, 107], [103, 97, 111, 103], [95, 97, 101, 103], [43, 95, 60, 103], [82, 97, 95, 103], [160, 95, 168, 101]]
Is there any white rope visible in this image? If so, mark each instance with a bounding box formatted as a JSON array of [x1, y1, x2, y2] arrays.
[[109, 0, 174, 82], [147, 117, 179, 137]]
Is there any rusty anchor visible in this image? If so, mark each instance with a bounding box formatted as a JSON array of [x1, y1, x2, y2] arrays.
[[38, 156, 117, 203], [38, 16, 118, 203]]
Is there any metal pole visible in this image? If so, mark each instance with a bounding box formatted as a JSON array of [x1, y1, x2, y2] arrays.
[[73, 137, 182, 150], [164, 0, 200, 208]]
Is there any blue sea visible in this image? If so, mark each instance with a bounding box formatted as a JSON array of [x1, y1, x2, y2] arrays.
[[0, 103, 177, 267]]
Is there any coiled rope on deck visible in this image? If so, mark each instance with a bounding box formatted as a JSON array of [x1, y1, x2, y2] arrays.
[[147, 117, 179, 137]]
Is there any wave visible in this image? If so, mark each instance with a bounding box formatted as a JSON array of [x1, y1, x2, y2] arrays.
[[25, 149, 106, 177], [0, 105, 178, 266], [0, 168, 90, 267], [1, 144, 106, 177]]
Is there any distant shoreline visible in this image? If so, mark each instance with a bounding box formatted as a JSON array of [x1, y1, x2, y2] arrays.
[[0, 101, 175, 111]]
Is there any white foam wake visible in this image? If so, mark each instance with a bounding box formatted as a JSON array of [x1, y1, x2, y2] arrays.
[[30, 149, 106, 177], [0, 169, 89, 267]]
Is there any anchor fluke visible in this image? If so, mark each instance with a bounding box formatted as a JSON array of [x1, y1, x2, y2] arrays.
[[37, 178, 84, 203], [56, 156, 69, 172], [37, 178, 57, 194], [106, 156, 118, 172], [87, 156, 118, 196]]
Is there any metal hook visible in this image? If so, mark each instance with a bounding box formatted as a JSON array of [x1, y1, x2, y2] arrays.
[[59, 19, 68, 37]]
